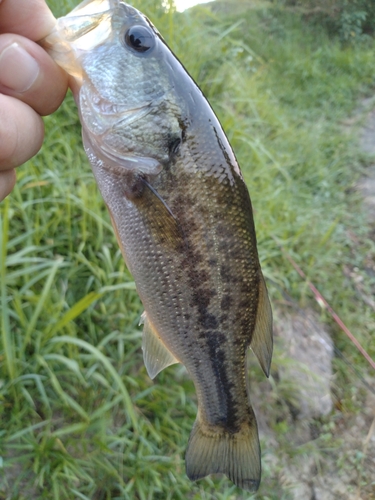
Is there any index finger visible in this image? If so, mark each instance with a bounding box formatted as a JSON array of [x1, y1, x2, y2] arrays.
[[0, 0, 56, 41]]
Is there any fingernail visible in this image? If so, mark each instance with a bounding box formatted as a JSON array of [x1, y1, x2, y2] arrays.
[[0, 169, 16, 202], [0, 43, 40, 93]]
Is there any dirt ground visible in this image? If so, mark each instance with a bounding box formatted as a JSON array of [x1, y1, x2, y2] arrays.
[[256, 100, 375, 500]]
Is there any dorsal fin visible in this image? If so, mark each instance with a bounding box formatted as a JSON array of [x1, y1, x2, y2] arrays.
[[250, 274, 273, 377], [140, 312, 179, 379]]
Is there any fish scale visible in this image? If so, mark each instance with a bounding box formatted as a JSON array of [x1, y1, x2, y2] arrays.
[[43, 0, 273, 491]]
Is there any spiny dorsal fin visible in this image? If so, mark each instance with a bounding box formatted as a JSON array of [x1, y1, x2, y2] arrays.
[[251, 274, 273, 377], [140, 312, 179, 379]]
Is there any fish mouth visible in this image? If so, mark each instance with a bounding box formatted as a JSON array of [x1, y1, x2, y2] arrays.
[[49, 0, 116, 45], [41, 0, 121, 84]]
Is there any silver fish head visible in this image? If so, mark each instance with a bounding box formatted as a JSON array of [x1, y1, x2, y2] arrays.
[[44, 0, 184, 175]]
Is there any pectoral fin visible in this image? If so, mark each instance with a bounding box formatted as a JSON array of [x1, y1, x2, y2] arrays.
[[140, 312, 179, 379], [250, 274, 273, 377], [138, 178, 186, 250]]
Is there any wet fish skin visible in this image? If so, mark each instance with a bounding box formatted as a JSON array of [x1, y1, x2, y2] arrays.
[[43, 0, 273, 491]]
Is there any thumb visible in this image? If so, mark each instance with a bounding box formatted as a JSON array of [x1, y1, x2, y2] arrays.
[[0, 34, 68, 116]]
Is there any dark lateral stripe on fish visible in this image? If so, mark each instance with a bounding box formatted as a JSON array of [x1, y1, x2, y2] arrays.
[[204, 334, 243, 433]]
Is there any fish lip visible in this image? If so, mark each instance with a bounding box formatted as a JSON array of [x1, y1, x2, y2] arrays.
[[41, 1, 118, 87], [53, 10, 112, 47], [69, 0, 117, 18], [42, 0, 117, 56], [56, 0, 146, 43]]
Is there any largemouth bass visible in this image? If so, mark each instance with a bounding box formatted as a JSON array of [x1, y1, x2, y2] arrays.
[[43, 0, 273, 491]]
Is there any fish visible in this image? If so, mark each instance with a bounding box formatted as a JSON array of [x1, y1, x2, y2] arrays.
[[42, 0, 273, 491]]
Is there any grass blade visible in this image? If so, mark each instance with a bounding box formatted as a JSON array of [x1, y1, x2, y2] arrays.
[[49, 291, 103, 336], [0, 198, 16, 380], [23, 259, 64, 348], [50, 336, 139, 430]]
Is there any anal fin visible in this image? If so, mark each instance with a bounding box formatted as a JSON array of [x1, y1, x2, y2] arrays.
[[251, 274, 273, 377], [140, 312, 179, 379]]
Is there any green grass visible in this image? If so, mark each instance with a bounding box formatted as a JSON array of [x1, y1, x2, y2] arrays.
[[1, 0, 375, 499]]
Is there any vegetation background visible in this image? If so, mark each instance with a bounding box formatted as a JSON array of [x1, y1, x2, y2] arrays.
[[1, 0, 374, 498]]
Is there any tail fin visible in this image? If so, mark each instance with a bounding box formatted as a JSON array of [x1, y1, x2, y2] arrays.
[[185, 416, 261, 492]]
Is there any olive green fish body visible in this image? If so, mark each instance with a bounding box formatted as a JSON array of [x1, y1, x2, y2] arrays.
[[43, 0, 273, 491]]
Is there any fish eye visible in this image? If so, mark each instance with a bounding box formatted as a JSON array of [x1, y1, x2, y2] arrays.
[[124, 25, 155, 53]]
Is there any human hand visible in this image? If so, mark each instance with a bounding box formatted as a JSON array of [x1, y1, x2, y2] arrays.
[[0, 0, 68, 202]]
